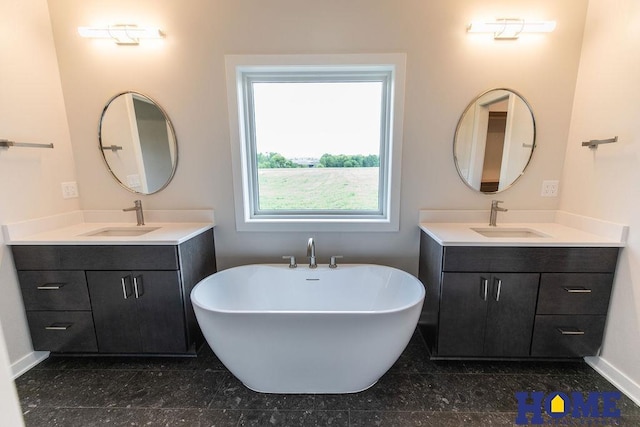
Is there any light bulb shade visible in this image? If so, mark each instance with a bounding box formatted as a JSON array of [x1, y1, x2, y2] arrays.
[[78, 25, 164, 45], [467, 19, 556, 39]]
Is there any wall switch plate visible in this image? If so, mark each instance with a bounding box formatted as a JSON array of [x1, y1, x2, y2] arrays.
[[126, 174, 142, 188], [541, 180, 559, 197], [61, 181, 79, 199]]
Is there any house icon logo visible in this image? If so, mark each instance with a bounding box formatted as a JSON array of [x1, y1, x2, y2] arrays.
[[550, 394, 565, 414], [515, 391, 621, 425]]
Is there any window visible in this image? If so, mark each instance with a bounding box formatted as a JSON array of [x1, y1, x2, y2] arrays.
[[226, 54, 406, 232]]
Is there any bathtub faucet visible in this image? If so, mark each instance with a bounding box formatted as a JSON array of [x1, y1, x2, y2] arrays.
[[307, 238, 317, 269]]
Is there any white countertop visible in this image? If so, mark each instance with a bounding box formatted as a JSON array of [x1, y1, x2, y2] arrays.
[[419, 210, 628, 247], [3, 210, 215, 245]]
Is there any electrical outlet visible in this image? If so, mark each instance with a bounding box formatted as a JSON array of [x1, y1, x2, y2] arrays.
[[541, 180, 559, 197], [61, 181, 79, 199]]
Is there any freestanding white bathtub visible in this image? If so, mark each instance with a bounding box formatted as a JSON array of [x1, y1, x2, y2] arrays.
[[191, 264, 425, 394]]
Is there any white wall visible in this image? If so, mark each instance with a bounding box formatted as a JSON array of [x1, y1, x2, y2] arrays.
[[0, 0, 78, 358], [561, 0, 640, 400], [46, 0, 587, 273], [0, 0, 78, 421], [0, 322, 23, 426]]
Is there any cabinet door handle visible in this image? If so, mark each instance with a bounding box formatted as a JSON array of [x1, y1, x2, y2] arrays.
[[37, 283, 66, 290], [133, 275, 144, 299], [480, 277, 489, 301], [557, 327, 585, 336], [563, 287, 592, 294], [494, 278, 502, 302], [45, 323, 72, 331], [121, 276, 132, 300]]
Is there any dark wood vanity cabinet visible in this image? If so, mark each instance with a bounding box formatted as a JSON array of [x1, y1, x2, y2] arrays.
[[12, 228, 216, 355], [418, 230, 619, 359]]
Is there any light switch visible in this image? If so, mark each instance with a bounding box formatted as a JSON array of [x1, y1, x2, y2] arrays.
[[61, 182, 79, 199]]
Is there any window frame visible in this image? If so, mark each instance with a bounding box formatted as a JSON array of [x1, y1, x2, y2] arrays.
[[225, 54, 406, 232]]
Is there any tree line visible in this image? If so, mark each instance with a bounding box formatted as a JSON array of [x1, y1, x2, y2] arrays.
[[257, 152, 301, 168], [319, 153, 379, 168], [257, 152, 379, 169]]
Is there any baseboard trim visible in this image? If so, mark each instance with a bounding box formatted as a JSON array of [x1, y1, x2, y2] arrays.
[[585, 356, 640, 406], [11, 351, 49, 379]]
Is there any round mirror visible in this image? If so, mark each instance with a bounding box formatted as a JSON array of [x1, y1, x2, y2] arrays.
[[99, 92, 178, 194], [453, 88, 535, 193]]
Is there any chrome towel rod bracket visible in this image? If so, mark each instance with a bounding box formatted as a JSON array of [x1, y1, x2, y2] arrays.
[[581, 136, 617, 149], [101, 145, 123, 152]]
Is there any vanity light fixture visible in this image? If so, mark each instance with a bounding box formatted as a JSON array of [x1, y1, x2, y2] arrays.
[[77, 25, 164, 45], [467, 18, 556, 40]]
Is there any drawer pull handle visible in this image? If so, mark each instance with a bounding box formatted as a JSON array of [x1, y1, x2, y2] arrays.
[[564, 287, 592, 294], [133, 276, 144, 299], [494, 278, 502, 302], [480, 277, 488, 301], [45, 323, 72, 331], [121, 276, 132, 300], [557, 327, 585, 336], [37, 283, 66, 290]]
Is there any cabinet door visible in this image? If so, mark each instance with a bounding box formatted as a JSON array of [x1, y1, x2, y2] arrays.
[[87, 271, 142, 353], [484, 273, 539, 357], [132, 271, 187, 353], [438, 273, 490, 356]]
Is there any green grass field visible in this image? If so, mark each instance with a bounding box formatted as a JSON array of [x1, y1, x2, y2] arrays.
[[257, 167, 379, 210]]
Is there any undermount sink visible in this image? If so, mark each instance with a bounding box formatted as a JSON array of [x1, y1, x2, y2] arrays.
[[471, 227, 550, 238], [82, 226, 161, 237]]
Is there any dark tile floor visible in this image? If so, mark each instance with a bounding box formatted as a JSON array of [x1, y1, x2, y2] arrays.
[[14, 329, 640, 426]]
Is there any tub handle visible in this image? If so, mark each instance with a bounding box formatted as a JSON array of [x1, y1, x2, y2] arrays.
[[282, 255, 297, 268], [329, 255, 343, 268]]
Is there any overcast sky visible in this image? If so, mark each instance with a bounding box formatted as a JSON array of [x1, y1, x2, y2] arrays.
[[253, 81, 383, 158]]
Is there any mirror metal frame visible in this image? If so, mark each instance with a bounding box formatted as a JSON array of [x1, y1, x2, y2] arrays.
[[453, 88, 536, 194], [98, 91, 178, 195]]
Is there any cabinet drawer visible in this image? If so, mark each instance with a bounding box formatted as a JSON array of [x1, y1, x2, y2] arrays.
[[26, 311, 98, 353], [18, 271, 90, 310], [531, 315, 606, 358], [12, 245, 179, 271], [537, 274, 613, 315], [443, 246, 619, 273]]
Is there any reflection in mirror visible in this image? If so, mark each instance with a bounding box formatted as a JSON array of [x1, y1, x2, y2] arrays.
[[99, 92, 177, 194], [453, 89, 535, 193]]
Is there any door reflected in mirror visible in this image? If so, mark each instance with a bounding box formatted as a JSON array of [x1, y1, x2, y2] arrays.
[[453, 89, 535, 193], [99, 92, 178, 194]]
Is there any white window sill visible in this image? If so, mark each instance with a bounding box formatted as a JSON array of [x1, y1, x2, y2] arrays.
[[235, 217, 399, 233]]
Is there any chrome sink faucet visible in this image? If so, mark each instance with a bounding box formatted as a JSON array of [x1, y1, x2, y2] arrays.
[[123, 199, 145, 226], [307, 238, 317, 268], [489, 200, 507, 227]]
